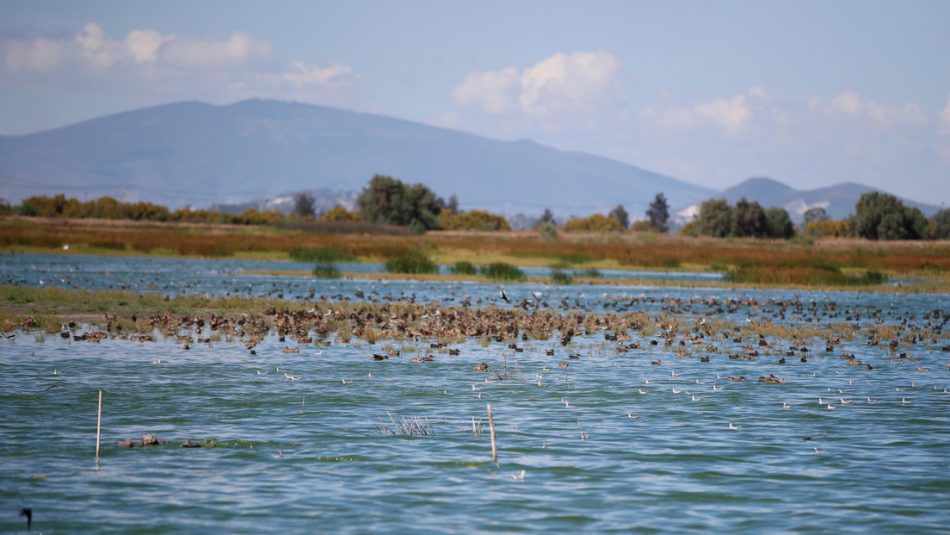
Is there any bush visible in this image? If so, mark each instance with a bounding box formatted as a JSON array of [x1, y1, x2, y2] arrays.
[[577, 267, 602, 278], [384, 250, 438, 274], [804, 219, 851, 238], [451, 261, 478, 275], [480, 262, 526, 281], [440, 210, 511, 231], [563, 213, 624, 232], [289, 246, 354, 263], [550, 270, 573, 284], [537, 222, 558, 240], [312, 263, 341, 278]]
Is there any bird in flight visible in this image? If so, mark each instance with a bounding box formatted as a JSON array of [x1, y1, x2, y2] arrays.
[[500, 289, 509, 303]]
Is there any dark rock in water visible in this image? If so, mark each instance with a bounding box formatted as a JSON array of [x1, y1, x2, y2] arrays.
[[181, 439, 217, 448]]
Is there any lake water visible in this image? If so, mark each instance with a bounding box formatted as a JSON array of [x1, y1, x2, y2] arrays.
[[1, 253, 948, 533]]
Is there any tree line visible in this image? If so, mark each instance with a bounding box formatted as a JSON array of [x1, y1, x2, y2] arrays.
[[4, 176, 949, 240]]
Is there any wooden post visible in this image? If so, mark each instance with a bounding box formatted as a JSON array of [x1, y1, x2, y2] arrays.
[[487, 403, 497, 465], [96, 390, 103, 460]]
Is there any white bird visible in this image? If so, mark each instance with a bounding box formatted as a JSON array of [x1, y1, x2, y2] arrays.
[[818, 397, 827, 405], [712, 384, 719, 392], [52, 369, 59, 375], [728, 423, 741, 430], [867, 397, 875, 404], [284, 373, 300, 381], [627, 412, 639, 419], [691, 395, 702, 401], [672, 388, 684, 394], [341, 379, 351, 384], [826, 403, 834, 410], [638, 389, 648, 395], [256, 369, 266, 375], [782, 401, 790, 409], [840, 398, 852, 405], [671, 370, 679, 377], [901, 397, 912, 405], [511, 470, 526, 480]]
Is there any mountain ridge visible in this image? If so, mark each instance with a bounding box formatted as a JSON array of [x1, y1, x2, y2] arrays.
[[0, 99, 715, 215]]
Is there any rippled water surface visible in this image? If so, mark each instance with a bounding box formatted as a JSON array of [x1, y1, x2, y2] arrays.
[[1, 253, 948, 533]]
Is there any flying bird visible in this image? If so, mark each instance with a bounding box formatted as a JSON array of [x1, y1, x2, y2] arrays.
[[500, 289, 510, 303]]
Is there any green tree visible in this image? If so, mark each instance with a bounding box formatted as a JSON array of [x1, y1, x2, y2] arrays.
[[804, 206, 830, 224], [357, 175, 441, 231], [608, 204, 630, 229], [293, 192, 316, 218], [539, 208, 555, 225], [852, 192, 926, 240], [696, 198, 733, 237], [764, 207, 794, 239], [647, 193, 670, 233], [731, 198, 768, 237], [929, 208, 950, 240]]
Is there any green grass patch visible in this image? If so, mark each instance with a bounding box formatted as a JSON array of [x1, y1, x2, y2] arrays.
[[385, 251, 438, 274], [725, 263, 887, 286], [290, 246, 354, 263], [550, 270, 573, 284], [312, 263, 341, 278], [577, 267, 602, 278], [451, 261, 478, 275], [480, 262, 526, 281]]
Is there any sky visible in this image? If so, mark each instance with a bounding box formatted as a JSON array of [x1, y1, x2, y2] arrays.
[[2, 0, 949, 205]]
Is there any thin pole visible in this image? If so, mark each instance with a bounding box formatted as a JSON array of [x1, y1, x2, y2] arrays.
[[96, 390, 103, 459], [487, 403, 497, 465]]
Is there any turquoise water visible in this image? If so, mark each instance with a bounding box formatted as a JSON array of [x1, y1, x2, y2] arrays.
[[1, 253, 949, 533]]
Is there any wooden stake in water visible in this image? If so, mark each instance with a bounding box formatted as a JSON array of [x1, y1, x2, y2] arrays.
[[96, 390, 103, 460], [487, 403, 497, 465]]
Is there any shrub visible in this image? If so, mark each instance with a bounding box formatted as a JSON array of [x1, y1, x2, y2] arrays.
[[481, 262, 526, 281], [804, 219, 851, 238], [384, 250, 438, 274], [550, 270, 573, 284], [440, 210, 511, 231], [312, 263, 341, 278], [931, 208, 950, 240], [577, 267, 602, 278], [563, 213, 624, 232], [537, 222, 558, 240], [696, 199, 733, 237], [451, 261, 478, 275], [289, 246, 354, 263]]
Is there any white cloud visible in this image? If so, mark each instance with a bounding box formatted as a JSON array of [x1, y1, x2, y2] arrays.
[[161, 31, 272, 69], [452, 67, 520, 115], [639, 89, 756, 137], [0, 23, 360, 108], [4, 36, 66, 73], [450, 50, 623, 128], [125, 29, 167, 64], [822, 90, 929, 127], [282, 60, 357, 90], [939, 94, 950, 134]]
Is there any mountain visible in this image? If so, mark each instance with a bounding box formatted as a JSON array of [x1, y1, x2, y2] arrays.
[[718, 177, 940, 222], [0, 99, 714, 216]]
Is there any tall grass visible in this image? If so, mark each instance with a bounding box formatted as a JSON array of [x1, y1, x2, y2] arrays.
[[385, 250, 438, 274], [481, 262, 526, 281], [451, 261, 478, 275], [312, 263, 341, 278], [725, 261, 887, 286], [290, 246, 354, 263]]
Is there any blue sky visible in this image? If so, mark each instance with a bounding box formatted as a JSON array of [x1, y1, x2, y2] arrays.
[[2, 0, 949, 204]]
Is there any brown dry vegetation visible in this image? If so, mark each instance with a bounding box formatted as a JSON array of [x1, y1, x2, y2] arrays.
[[3, 216, 950, 278]]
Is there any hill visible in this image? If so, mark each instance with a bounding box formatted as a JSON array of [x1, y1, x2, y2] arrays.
[[0, 99, 714, 216], [719, 177, 940, 222]]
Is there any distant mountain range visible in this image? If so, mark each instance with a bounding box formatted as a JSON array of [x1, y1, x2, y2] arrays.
[[0, 99, 939, 223], [717, 177, 940, 222], [0, 99, 713, 216]]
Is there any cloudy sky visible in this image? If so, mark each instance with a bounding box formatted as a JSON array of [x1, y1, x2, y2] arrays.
[[3, 0, 949, 205]]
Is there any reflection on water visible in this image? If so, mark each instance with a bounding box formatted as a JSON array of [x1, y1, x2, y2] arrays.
[[0, 252, 948, 532]]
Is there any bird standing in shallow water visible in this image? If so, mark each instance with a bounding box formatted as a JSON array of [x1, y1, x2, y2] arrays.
[[20, 508, 31, 531]]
